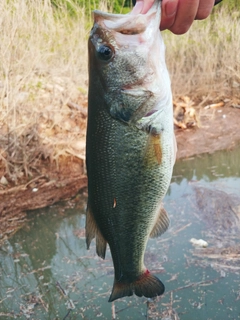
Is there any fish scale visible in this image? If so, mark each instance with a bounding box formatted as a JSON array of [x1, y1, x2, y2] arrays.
[[86, 0, 176, 302]]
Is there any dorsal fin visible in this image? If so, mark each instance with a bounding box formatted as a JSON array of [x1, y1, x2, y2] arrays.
[[150, 205, 170, 238]]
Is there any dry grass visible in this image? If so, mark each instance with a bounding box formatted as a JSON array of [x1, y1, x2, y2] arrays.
[[0, 0, 89, 182], [0, 0, 239, 184], [164, 7, 240, 99]]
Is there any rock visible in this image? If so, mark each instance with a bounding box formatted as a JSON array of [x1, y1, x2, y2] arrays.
[[190, 238, 208, 248], [0, 176, 8, 186], [232, 81, 240, 88]]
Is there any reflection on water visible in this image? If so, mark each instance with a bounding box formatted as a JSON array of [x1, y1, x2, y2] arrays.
[[172, 147, 240, 192], [0, 147, 240, 319]]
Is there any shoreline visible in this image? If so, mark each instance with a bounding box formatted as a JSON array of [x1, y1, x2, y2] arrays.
[[0, 103, 240, 241]]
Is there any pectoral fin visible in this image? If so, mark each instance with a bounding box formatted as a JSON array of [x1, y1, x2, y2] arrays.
[[86, 204, 107, 259], [151, 133, 162, 165], [144, 133, 162, 167], [150, 205, 170, 238]]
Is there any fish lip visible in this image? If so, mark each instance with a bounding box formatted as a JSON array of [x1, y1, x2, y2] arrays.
[[93, 0, 159, 21], [92, 1, 160, 35]]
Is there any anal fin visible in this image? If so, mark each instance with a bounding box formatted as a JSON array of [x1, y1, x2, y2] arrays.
[[150, 205, 170, 238], [86, 203, 107, 259], [96, 228, 107, 259]]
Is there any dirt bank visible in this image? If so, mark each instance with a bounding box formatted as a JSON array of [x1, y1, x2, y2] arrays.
[[175, 101, 240, 159], [0, 97, 240, 241]]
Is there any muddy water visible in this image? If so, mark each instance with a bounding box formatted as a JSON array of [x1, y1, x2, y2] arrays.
[[0, 147, 240, 319]]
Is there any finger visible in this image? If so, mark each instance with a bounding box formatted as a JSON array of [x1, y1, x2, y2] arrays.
[[160, 0, 179, 31], [195, 0, 215, 20], [168, 0, 199, 34]]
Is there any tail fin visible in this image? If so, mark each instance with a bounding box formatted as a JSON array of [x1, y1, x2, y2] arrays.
[[108, 271, 165, 302]]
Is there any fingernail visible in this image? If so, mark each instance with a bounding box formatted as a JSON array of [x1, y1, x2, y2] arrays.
[[165, 0, 178, 17], [131, 0, 144, 14]]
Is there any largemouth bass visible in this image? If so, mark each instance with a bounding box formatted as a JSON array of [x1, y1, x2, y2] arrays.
[[86, 0, 176, 302]]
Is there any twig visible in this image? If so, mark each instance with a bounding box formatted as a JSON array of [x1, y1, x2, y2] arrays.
[[114, 304, 135, 314], [168, 276, 221, 294], [67, 101, 87, 117], [112, 302, 116, 319], [56, 281, 75, 312], [172, 222, 192, 235], [24, 174, 48, 188], [174, 118, 187, 129], [0, 313, 15, 318], [146, 299, 150, 320], [56, 281, 67, 297], [63, 309, 71, 320], [204, 101, 224, 109], [38, 296, 48, 313]]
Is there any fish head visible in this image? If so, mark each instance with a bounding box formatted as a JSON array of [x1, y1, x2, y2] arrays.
[[88, 1, 172, 124]]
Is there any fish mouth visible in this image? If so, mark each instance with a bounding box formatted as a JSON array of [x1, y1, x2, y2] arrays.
[[94, 13, 149, 35], [92, 1, 160, 37]]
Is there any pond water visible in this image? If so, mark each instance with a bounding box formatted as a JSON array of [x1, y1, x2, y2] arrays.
[[0, 147, 240, 319]]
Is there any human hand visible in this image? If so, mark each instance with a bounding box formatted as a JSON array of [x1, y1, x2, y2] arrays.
[[132, 0, 217, 35]]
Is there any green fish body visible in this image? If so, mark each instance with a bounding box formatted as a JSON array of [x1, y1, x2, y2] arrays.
[[86, 0, 176, 302]]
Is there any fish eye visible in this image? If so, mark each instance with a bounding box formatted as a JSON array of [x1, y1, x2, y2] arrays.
[[97, 45, 114, 61]]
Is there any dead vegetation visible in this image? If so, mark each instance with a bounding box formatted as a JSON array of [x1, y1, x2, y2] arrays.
[[0, 0, 240, 223], [194, 186, 240, 235], [173, 96, 200, 129], [163, 6, 240, 99], [0, 0, 239, 183], [186, 186, 240, 273], [0, 0, 88, 185]]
